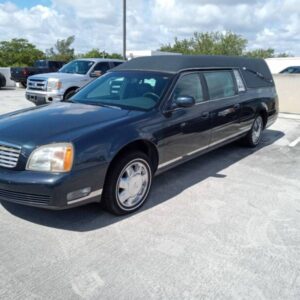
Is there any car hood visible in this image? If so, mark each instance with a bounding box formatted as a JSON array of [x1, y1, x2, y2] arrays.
[[29, 72, 85, 81], [0, 102, 130, 147]]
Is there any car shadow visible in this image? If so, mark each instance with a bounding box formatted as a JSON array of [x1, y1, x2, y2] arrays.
[[1, 129, 284, 232]]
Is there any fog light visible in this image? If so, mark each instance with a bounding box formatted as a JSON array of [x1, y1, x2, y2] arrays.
[[67, 187, 91, 201]]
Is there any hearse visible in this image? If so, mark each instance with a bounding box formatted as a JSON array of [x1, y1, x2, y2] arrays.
[[0, 55, 278, 215]]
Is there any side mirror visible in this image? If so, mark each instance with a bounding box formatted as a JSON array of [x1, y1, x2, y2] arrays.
[[90, 71, 102, 78], [175, 96, 195, 108]]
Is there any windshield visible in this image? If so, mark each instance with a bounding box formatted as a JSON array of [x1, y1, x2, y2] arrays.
[[59, 60, 94, 74], [71, 71, 173, 111]]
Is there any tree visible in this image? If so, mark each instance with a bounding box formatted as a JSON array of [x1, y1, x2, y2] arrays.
[[46, 36, 75, 62], [160, 31, 289, 58], [77, 48, 123, 59], [244, 48, 275, 59], [0, 38, 44, 67], [161, 31, 247, 56]]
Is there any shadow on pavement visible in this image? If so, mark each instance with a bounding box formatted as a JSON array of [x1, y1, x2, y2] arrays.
[[1, 129, 284, 232]]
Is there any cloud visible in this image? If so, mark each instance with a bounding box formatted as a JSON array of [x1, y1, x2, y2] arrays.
[[0, 0, 299, 55]]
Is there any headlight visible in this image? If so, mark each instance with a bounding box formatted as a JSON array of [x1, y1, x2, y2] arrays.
[[26, 143, 74, 173], [47, 79, 62, 91]]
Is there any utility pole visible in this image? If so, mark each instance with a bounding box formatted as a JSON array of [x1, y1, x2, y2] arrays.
[[123, 0, 126, 60]]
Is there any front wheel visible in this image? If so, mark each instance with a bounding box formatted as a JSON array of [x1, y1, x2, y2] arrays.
[[243, 115, 264, 147], [63, 89, 77, 100], [102, 151, 153, 215]]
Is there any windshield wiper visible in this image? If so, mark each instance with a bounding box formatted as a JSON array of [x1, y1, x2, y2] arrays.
[[242, 67, 273, 84], [84, 101, 122, 110], [97, 103, 122, 110]]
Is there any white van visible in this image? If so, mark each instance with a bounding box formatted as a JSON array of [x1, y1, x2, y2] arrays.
[[0, 68, 16, 88]]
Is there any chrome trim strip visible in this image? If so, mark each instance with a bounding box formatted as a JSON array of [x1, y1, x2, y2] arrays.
[[157, 156, 183, 169], [67, 189, 103, 205], [158, 129, 250, 169]]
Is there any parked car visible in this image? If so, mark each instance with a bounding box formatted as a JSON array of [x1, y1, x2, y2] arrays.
[[0, 55, 278, 215], [11, 60, 65, 87], [279, 66, 300, 74], [0, 68, 16, 89], [25, 58, 124, 105]]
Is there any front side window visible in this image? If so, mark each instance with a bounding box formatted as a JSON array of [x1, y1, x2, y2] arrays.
[[59, 60, 94, 75], [72, 71, 172, 111], [93, 62, 110, 74], [204, 70, 236, 100], [113, 62, 123, 67], [173, 73, 204, 103]]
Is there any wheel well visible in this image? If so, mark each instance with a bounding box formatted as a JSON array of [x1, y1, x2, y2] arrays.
[[259, 109, 268, 128], [64, 87, 79, 99], [109, 140, 159, 173], [0, 73, 6, 88]]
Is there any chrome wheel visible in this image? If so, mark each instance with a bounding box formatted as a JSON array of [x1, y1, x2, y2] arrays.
[[116, 159, 151, 210], [252, 116, 263, 144]]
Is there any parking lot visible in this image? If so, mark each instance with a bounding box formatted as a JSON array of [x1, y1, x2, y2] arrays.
[[0, 88, 300, 299]]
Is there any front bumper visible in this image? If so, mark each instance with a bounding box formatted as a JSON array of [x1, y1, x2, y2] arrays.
[[26, 90, 63, 105], [0, 165, 106, 209], [266, 112, 278, 128]]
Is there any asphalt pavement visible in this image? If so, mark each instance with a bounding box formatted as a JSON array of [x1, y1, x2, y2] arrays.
[[0, 87, 300, 299]]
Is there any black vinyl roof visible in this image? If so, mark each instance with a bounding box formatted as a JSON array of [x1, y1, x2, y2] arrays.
[[113, 55, 274, 88]]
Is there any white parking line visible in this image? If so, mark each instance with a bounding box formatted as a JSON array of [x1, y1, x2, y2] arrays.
[[289, 137, 300, 147]]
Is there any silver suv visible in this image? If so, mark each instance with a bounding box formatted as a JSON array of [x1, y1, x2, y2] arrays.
[[26, 58, 124, 105]]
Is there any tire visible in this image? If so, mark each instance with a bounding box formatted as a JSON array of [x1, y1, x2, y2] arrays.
[[243, 115, 264, 147], [63, 89, 77, 100], [21, 82, 27, 88], [102, 151, 153, 215]]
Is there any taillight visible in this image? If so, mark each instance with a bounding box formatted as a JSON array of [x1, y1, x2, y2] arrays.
[[23, 68, 28, 76]]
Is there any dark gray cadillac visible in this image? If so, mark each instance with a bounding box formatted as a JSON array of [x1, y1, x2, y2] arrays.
[[0, 55, 278, 215]]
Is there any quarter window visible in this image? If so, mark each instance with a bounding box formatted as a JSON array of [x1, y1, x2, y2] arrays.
[[233, 70, 246, 92], [203, 71, 236, 100], [173, 73, 204, 103]]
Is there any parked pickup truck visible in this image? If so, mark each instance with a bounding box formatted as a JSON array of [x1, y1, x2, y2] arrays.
[[26, 58, 124, 105], [11, 60, 65, 87]]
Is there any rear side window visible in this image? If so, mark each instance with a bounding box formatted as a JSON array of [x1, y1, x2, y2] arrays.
[[173, 73, 204, 103], [203, 71, 236, 100]]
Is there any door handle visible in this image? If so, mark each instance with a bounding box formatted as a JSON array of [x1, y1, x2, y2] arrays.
[[201, 112, 210, 119]]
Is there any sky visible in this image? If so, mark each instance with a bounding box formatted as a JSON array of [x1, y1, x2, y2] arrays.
[[0, 0, 299, 55]]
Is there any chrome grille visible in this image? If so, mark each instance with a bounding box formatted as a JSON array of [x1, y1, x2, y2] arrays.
[[0, 144, 21, 169], [27, 78, 47, 91]]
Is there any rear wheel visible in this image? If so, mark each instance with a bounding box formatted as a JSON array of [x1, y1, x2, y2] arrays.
[[102, 151, 153, 215], [243, 115, 264, 147]]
